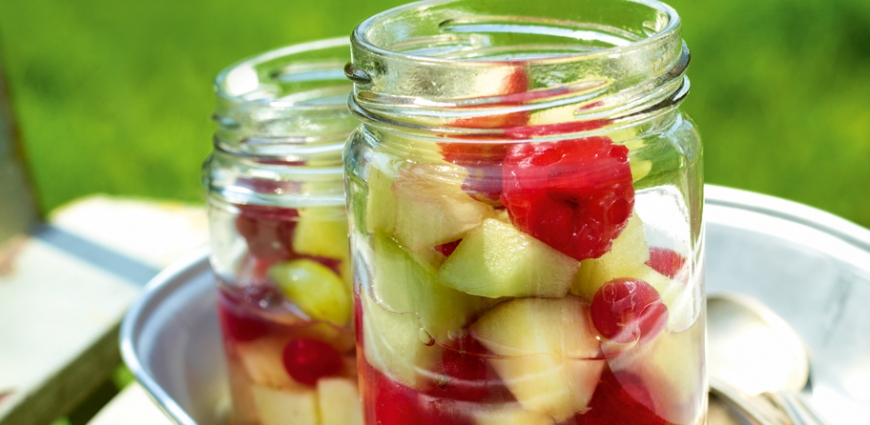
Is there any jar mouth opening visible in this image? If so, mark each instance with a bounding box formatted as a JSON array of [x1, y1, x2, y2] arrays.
[[214, 37, 351, 111], [352, 0, 680, 67]]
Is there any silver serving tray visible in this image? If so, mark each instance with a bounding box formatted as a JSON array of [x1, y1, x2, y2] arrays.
[[121, 185, 870, 425]]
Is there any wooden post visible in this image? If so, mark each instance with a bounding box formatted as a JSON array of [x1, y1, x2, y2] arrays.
[[0, 60, 39, 243]]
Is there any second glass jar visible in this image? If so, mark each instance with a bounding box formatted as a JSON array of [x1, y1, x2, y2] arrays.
[[204, 38, 363, 425], [344, 0, 706, 424]]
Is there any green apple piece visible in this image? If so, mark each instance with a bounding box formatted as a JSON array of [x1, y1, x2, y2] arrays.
[[571, 211, 650, 300], [269, 259, 351, 326], [251, 385, 319, 425], [630, 159, 653, 182], [392, 163, 495, 250], [603, 321, 706, 425], [317, 378, 363, 425], [473, 405, 555, 425], [438, 219, 579, 298], [236, 337, 300, 389], [371, 234, 495, 344], [470, 297, 604, 422], [361, 290, 441, 388], [366, 165, 398, 234], [292, 207, 349, 260]]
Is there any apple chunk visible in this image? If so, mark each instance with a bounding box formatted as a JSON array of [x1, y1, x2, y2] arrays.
[[371, 234, 495, 344], [603, 322, 706, 425], [470, 297, 604, 422], [473, 405, 555, 425], [292, 206, 348, 259], [438, 219, 579, 298], [392, 163, 495, 250], [317, 378, 363, 425], [250, 385, 319, 425], [360, 290, 441, 389]]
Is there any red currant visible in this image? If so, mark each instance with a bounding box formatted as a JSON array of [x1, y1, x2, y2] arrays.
[[501, 137, 634, 261], [647, 247, 686, 279], [590, 278, 668, 344], [281, 338, 343, 386]]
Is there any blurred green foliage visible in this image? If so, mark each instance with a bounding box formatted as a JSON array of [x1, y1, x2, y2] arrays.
[[1, 0, 869, 226]]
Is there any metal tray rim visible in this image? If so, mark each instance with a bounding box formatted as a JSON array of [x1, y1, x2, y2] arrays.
[[120, 184, 870, 424]]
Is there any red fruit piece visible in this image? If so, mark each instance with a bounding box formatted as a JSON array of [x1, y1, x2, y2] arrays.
[[501, 137, 634, 261], [360, 352, 477, 425], [282, 338, 344, 386], [647, 247, 686, 279], [502, 119, 606, 139], [216, 291, 271, 342], [433, 239, 463, 258], [234, 204, 299, 261], [361, 360, 428, 425], [567, 367, 666, 425], [590, 278, 668, 344], [425, 335, 513, 403]]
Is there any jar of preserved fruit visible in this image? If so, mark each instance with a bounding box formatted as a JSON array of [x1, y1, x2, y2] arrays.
[[343, 1, 705, 424], [203, 38, 362, 425]]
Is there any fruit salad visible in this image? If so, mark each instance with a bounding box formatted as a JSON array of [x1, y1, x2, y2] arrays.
[[215, 202, 363, 425], [348, 124, 705, 425]]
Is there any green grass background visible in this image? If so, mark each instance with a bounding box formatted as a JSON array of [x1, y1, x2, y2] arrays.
[[1, 0, 869, 229], [0, 1, 867, 423]]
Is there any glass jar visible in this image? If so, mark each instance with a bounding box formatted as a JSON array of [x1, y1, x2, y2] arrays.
[[343, 1, 705, 424], [203, 38, 362, 425]]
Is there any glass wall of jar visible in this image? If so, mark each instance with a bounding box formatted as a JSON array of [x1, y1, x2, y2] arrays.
[[203, 38, 363, 425], [343, 1, 705, 424]]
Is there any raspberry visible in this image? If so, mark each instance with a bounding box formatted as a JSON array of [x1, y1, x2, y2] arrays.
[[647, 247, 686, 279], [590, 278, 668, 344], [567, 367, 666, 425], [501, 137, 634, 261], [281, 338, 343, 386]]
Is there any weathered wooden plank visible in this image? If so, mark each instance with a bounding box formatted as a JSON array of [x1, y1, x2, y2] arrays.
[[87, 383, 172, 425], [0, 197, 207, 425]]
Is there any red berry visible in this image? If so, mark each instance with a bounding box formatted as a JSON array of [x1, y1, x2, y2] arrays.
[[647, 248, 686, 279], [281, 338, 343, 386], [567, 367, 666, 425], [433, 239, 463, 257], [234, 204, 299, 261], [590, 278, 667, 344], [501, 137, 634, 261], [503, 119, 605, 139]]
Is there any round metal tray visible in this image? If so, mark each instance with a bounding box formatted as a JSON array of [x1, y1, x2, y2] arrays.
[[121, 185, 870, 425]]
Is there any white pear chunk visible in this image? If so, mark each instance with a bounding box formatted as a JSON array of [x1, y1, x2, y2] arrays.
[[392, 163, 494, 250], [317, 378, 363, 425], [251, 384, 319, 425], [603, 321, 706, 425], [470, 297, 604, 421], [361, 290, 440, 389], [236, 337, 299, 389], [473, 405, 555, 425]]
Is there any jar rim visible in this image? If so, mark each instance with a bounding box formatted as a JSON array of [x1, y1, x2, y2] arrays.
[[351, 0, 681, 67], [214, 37, 351, 110]]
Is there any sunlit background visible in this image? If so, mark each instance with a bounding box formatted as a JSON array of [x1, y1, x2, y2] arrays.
[[1, 1, 868, 424], [1, 0, 868, 226]]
